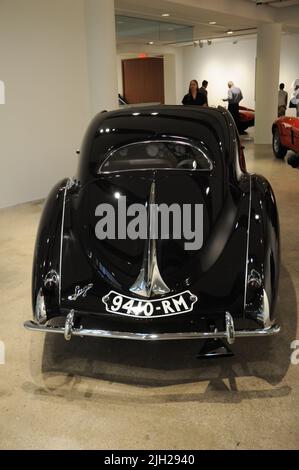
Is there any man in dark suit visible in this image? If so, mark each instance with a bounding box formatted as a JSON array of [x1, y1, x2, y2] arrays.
[[198, 80, 208, 106]]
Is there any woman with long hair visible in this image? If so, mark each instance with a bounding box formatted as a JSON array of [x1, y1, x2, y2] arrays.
[[182, 79, 208, 106]]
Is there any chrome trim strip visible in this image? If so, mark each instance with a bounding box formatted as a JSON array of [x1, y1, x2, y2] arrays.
[[257, 288, 272, 329], [101, 168, 213, 175], [24, 320, 280, 341], [129, 180, 170, 298], [243, 175, 252, 314], [262, 288, 271, 328], [99, 139, 213, 174], [58, 178, 71, 305], [34, 288, 47, 325]]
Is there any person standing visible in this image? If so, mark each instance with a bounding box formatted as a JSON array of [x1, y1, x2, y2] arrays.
[[223, 81, 243, 132], [278, 83, 288, 117], [182, 80, 206, 105], [197, 80, 209, 106], [290, 79, 299, 118]]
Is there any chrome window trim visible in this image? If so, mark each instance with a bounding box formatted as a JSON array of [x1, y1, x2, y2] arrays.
[[98, 139, 213, 174]]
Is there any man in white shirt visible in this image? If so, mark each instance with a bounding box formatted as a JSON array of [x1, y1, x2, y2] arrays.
[[290, 79, 299, 117], [223, 81, 243, 132]]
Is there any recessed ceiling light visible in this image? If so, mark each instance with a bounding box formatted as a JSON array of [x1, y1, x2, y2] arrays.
[[162, 13, 170, 17], [148, 41, 154, 45], [227, 30, 233, 34], [209, 21, 217, 25]]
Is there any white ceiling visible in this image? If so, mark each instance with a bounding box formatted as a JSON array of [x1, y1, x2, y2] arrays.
[[115, 0, 299, 44]]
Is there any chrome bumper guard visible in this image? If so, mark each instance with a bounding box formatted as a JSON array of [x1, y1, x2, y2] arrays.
[[24, 311, 280, 343]]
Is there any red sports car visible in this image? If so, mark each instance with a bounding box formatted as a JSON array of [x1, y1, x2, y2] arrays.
[[272, 116, 299, 164], [239, 106, 255, 132]]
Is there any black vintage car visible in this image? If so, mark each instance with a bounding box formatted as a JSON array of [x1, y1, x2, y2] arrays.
[[24, 106, 280, 351]]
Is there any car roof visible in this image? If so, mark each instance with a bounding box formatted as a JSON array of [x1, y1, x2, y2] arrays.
[[99, 104, 229, 123], [78, 105, 237, 181]]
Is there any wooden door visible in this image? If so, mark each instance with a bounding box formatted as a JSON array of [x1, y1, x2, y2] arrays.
[[122, 57, 164, 104]]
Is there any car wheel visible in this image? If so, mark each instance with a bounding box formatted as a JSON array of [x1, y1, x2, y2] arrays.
[[272, 128, 287, 159], [287, 154, 299, 168]]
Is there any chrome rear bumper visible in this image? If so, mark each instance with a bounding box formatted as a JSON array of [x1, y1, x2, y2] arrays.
[[24, 311, 280, 344]]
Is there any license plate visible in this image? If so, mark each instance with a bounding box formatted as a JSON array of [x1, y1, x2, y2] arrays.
[[102, 290, 198, 318]]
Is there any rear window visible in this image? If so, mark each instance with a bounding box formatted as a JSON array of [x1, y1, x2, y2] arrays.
[[99, 140, 213, 173]]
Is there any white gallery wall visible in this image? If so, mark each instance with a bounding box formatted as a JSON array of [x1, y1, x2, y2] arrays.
[[280, 34, 299, 96], [0, 0, 91, 209], [175, 48, 184, 106], [182, 37, 257, 109], [181, 33, 299, 110]]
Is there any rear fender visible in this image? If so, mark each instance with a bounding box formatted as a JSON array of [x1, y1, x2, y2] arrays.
[[244, 175, 280, 325], [32, 178, 69, 320]]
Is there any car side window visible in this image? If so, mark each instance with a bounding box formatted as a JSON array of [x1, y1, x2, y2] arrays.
[[100, 140, 213, 173]]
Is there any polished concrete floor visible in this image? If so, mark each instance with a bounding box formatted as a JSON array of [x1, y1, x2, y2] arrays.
[[0, 133, 299, 449]]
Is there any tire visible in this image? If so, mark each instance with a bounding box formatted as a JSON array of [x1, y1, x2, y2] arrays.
[[287, 154, 299, 168], [239, 123, 248, 132], [272, 128, 287, 159]]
